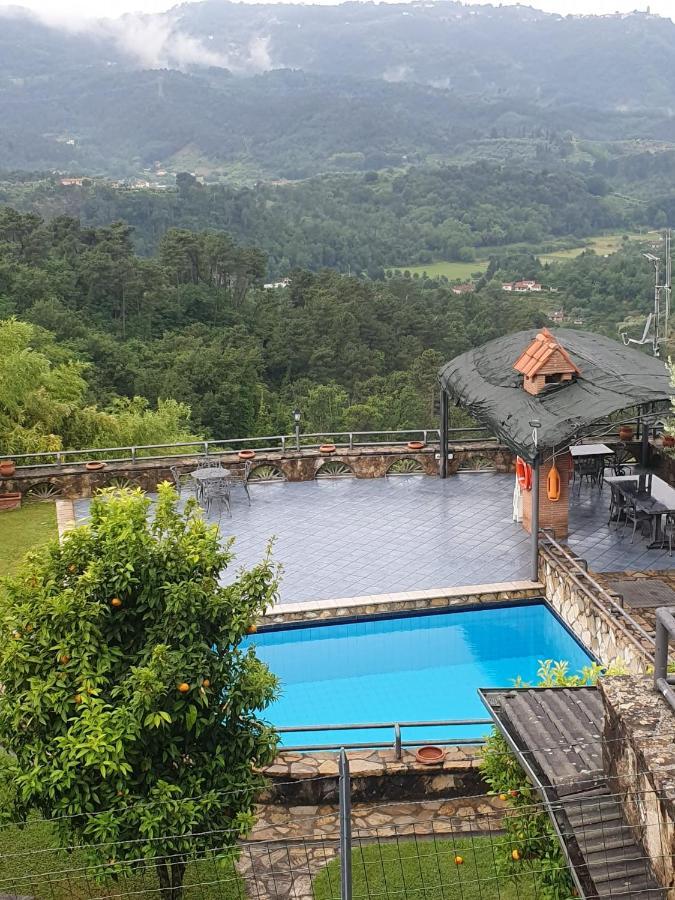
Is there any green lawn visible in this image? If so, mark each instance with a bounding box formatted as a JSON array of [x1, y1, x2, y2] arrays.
[[0, 818, 245, 899], [0, 501, 58, 575], [538, 230, 650, 264], [313, 837, 540, 900]]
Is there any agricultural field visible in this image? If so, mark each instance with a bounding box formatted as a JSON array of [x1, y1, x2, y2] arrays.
[[397, 230, 655, 281]]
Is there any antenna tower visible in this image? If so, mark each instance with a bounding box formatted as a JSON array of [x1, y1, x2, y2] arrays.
[[621, 228, 671, 356]]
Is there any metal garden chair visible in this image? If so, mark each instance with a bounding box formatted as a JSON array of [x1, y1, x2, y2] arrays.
[[228, 460, 252, 505]]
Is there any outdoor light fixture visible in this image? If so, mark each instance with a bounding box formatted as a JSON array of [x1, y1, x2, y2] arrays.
[[293, 408, 301, 451]]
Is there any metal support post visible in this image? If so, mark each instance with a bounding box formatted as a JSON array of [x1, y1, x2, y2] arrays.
[[295, 424, 300, 452], [439, 390, 448, 479], [531, 455, 540, 582], [338, 748, 352, 900], [641, 406, 650, 468]]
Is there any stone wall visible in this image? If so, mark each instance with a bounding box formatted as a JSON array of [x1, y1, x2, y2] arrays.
[[538, 546, 652, 672], [601, 676, 675, 898], [2, 442, 514, 500]]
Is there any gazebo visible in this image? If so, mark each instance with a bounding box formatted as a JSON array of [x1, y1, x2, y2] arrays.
[[438, 327, 672, 578]]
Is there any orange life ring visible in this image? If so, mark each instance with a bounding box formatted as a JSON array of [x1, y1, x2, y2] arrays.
[[547, 462, 561, 502], [516, 457, 532, 491]]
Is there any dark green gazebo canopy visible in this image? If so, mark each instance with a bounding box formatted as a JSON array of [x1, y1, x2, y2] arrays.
[[439, 328, 672, 462]]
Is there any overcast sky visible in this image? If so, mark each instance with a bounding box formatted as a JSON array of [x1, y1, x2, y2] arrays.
[[0, 0, 665, 21]]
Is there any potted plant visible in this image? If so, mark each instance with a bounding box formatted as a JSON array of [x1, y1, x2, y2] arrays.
[[0, 460, 16, 478], [319, 443, 336, 454], [619, 425, 634, 441], [85, 461, 106, 471], [407, 440, 426, 451], [0, 492, 21, 511], [238, 449, 256, 460]]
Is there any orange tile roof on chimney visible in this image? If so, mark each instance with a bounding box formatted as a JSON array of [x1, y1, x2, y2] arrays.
[[513, 328, 581, 379]]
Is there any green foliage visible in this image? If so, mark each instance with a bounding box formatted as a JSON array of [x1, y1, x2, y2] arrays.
[[0, 485, 280, 899], [480, 659, 623, 900], [0, 501, 57, 575]]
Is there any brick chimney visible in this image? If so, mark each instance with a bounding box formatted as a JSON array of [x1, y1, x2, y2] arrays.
[[514, 328, 580, 396]]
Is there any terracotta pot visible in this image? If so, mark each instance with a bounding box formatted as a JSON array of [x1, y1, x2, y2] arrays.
[[85, 461, 106, 471], [619, 426, 634, 441], [407, 441, 426, 451], [664, 435, 675, 448], [319, 444, 336, 455], [0, 492, 21, 511], [415, 745, 446, 765], [238, 449, 256, 460], [0, 460, 16, 478]]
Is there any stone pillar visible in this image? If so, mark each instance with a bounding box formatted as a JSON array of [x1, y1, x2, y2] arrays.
[[522, 452, 570, 539]]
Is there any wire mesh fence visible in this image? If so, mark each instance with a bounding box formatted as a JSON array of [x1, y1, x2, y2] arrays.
[[0, 747, 670, 900]]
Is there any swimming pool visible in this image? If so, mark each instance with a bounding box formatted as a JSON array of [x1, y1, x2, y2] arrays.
[[245, 601, 592, 748]]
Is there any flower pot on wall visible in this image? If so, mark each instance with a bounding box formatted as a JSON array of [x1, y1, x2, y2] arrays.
[[619, 425, 634, 441], [85, 461, 106, 471], [407, 441, 426, 451], [0, 492, 21, 511], [238, 450, 256, 460], [319, 444, 336, 455], [415, 745, 446, 765], [0, 460, 16, 478]]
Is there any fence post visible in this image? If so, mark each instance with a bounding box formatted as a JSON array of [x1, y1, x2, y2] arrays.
[[338, 748, 352, 900], [654, 610, 669, 690], [131, 447, 137, 463]]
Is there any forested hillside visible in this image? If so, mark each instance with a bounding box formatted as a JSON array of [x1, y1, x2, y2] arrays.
[[1, 3, 675, 178], [0, 206, 658, 456], [1, 164, 659, 276]]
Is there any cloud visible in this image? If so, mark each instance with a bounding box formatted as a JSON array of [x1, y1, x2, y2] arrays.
[[106, 13, 229, 69]]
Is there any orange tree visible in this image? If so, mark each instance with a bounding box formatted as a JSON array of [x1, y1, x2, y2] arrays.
[[0, 484, 279, 899]]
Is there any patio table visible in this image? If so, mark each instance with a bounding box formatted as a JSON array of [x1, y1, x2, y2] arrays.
[[605, 473, 675, 548], [569, 443, 614, 459], [190, 467, 232, 502]]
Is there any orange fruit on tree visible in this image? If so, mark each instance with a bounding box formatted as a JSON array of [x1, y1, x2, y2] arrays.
[[511, 849, 521, 861], [247, 624, 257, 634], [454, 855, 463, 865], [498, 793, 508, 801], [202, 679, 210, 688], [111, 598, 123, 608], [177, 682, 190, 693]]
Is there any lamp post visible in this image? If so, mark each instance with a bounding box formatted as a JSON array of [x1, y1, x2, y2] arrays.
[[529, 420, 541, 582], [293, 408, 301, 452]]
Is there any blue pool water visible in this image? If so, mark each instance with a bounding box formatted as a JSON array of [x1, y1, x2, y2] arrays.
[[245, 602, 592, 747]]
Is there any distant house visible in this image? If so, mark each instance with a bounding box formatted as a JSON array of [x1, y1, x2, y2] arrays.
[[59, 177, 85, 187], [451, 283, 474, 294], [502, 280, 543, 293], [551, 309, 565, 324], [263, 278, 291, 290]]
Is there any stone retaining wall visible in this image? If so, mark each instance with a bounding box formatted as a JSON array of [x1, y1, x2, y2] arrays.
[[538, 547, 651, 672], [1, 442, 514, 500], [601, 676, 675, 898]]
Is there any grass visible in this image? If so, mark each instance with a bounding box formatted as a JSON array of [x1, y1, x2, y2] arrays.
[[396, 230, 653, 280], [0, 817, 246, 899], [312, 837, 539, 900], [0, 501, 58, 575]]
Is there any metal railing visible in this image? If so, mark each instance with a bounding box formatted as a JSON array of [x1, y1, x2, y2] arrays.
[[277, 718, 492, 758], [539, 530, 655, 660], [3, 426, 497, 471], [654, 607, 675, 712]]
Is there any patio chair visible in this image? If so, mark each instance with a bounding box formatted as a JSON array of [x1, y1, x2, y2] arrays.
[[607, 482, 627, 528], [228, 460, 252, 505], [201, 478, 231, 516], [169, 465, 194, 496], [574, 456, 602, 488], [621, 496, 654, 544], [611, 442, 634, 476], [665, 514, 675, 557]]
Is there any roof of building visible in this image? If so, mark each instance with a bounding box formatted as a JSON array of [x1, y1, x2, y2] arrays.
[[439, 327, 671, 461], [513, 327, 580, 378]]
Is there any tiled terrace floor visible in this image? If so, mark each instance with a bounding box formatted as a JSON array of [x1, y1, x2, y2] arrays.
[[74, 473, 674, 604]]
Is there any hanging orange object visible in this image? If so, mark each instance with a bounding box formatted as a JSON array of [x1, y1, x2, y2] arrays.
[[547, 462, 561, 502], [516, 457, 533, 491]]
